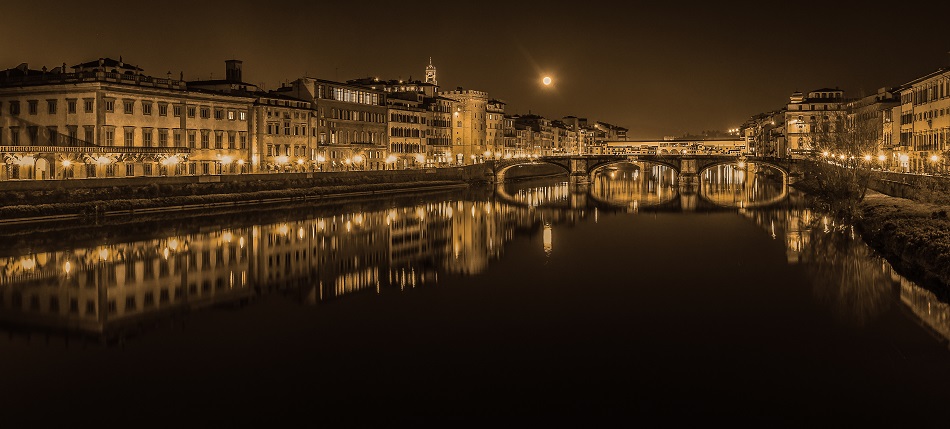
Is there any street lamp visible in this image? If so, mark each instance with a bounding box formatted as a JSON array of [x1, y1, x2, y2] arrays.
[[929, 154, 941, 175], [60, 159, 71, 179]]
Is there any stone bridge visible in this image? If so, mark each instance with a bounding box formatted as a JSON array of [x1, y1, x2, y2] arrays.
[[485, 154, 803, 193]]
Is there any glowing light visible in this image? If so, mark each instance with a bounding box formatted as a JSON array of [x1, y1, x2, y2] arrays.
[[169, 239, 180, 251], [96, 156, 111, 165], [98, 248, 109, 261], [415, 154, 425, 164], [543, 224, 553, 255], [877, 155, 886, 162], [930, 155, 941, 163], [222, 232, 233, 243], [21, 258, 36, 271], [278, 224, 290, 235], [221, 156, 234, 165], [239, 237, 245, 248], [316, 155, 326, 163], [298, 227, 305, 239], [353, 155, 364, 163], [276, 155, 289, 164], [237, 159, 245, 166], [862, 154, 872, 162], [542, 76, 552, 86], [386, 155, 397, 164], [162, 156, 180, 166], [822, 151, 829, 157], [297, 158, 304, 165], [61, 159, 72, 168], [63, 260, 71, 275]]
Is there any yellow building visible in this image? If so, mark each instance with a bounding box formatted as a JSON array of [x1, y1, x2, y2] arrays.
[[898, 67, 950, 173], [440, 88, 489, 165]]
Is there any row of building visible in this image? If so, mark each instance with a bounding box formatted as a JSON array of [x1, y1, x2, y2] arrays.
[[739, 64, 950, 173], [0, 57, 628, 180]]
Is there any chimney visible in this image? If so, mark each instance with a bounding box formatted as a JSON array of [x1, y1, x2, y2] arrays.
[[226, 60, 243, 83]]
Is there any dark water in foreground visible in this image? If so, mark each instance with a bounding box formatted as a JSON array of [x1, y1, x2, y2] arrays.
[[2, 164, 950, 425]]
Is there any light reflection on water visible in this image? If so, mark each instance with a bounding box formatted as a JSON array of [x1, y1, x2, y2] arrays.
[[0, 171, 948, 350]]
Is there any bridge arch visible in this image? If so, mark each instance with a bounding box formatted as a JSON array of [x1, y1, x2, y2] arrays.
[[493, 160, 572, 183], [697, 159, 789, 189], [588, 158, 680, 176]]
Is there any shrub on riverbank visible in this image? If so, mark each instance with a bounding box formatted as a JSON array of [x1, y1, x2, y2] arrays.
[[856, 191, 950, 289]]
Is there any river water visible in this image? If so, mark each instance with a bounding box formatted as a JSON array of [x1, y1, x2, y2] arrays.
[[1, 163, 949, 425]]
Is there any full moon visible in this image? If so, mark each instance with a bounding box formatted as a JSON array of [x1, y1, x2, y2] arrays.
[[542, 76, 552, 86]]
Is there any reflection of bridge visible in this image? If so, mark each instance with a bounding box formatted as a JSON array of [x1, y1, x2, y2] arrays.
[[486, 155, 802, 192]]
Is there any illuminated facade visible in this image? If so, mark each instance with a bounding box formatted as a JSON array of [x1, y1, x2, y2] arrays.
[[439, 88, 489, 165], [486, 99, 506, 158], [784, 88, 847, 156], [0, 58, 217, 179], [899, 68, 950, 173], [386, 95, 428, 169], [286, 78, 388, 171]]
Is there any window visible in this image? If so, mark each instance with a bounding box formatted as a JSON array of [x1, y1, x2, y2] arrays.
[[126, 164, 135, 177], [159, 129, 168, 147], [173, 129, 182, 146], [144, 163, 153, 176], [84, 99, 94, 113], [27, 127, 38, 144], [187, 106, 196, 118], [239, 132, 247, 149], [227, 110, 235, 120], [214, 109, 223, 120], [9, 101, 20, 115], [67, 99, 76, 114], [47, 99, 57, 114], [158, 103, 168, 116], [84, 126, 94, 144], [124, 100, 134, 114], [188, 130, 196, 148], [228, 133, 235, 149], [239, 111, 246, 121], [143, 128, 153, 147], [28, 100, 38, 115], [201, 130, 210, 148], [105, 100, 115, 113], [284, 122, 290, 135], [10, 127, 18, 145], [200, 107, 210, 119], [215, 131, 223, 149], [142, 102, 152, 115], [124, 128, 134, 146], [174, 105, 182, 117]]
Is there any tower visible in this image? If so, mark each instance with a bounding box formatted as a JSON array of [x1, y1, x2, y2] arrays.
[[225, 59, 243, 82], [425, 57, 437, 86]]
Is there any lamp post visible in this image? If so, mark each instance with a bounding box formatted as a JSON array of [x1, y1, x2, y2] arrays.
[[929, 154, 941, 175], [61, 159, 71, 179]]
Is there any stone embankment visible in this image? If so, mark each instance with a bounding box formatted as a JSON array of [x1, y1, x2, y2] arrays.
[[0, 163, 564, 223]]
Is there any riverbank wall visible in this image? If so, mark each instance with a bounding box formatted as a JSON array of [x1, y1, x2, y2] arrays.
[[0, 163, 564, 221]]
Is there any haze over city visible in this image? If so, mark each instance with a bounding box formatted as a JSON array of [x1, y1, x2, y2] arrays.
[[5, 2, 949, 139]]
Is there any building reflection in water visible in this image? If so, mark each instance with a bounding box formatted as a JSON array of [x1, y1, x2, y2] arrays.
[[700, 163, 786, 209], [3, 174, 949, 347], [590, 163, 677, 209], [0, 194, 583, 341]]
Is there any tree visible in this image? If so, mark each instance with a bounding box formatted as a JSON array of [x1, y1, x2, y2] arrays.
[[799, 112, 880, 217]]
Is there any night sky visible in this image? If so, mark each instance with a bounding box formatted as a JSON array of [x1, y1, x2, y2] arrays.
[[4, 2, 949, 139]]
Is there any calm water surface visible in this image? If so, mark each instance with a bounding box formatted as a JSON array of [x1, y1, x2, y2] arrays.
[[2, 164, 950, 425]]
